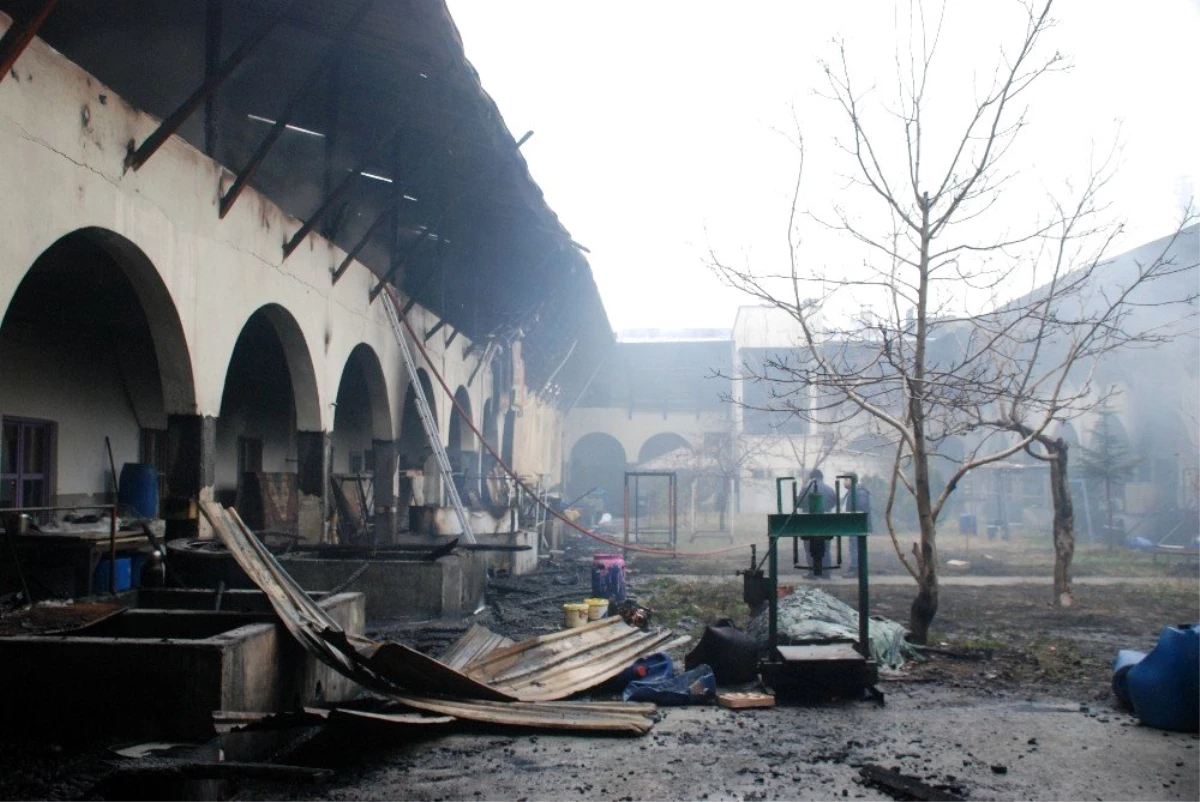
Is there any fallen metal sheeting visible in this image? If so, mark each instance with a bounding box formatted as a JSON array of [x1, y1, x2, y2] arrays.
[[439, 623, 515, 670], [200, 502, 675, 734]]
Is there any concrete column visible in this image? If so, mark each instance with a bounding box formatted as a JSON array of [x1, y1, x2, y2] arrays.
[[163, 414, 216, 540], [295, 430, 329, 544], [372, 438, 397, 544]]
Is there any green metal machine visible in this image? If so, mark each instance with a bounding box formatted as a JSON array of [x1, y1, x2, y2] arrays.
[[752, 473, 879, 699]]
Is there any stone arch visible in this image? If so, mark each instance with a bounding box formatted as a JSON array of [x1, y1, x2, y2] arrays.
[[448, 386, 476, 453], [501, 409, 517, 469], [1056, 421, 1080, 450], [568, 433, 627, 521], [0, 228, 195, 507], [638, 432, 691, 466], [398, 369, 438, 470], [214, 304, 323, 508], [481, 398, 499, 456], [448, 386, 477, 497], [331, 343, 392, 474]]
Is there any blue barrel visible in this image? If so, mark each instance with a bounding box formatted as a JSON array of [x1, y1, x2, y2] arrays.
[[118, 462, 159, 519]]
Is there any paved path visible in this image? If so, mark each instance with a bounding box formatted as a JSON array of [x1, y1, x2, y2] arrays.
[[645, 573, 1194, 586]]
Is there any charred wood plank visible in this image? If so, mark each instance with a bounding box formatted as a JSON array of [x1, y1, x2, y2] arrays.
[[859, 765, 964, 801]]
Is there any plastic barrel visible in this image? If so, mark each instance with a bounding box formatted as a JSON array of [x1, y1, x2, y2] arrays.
[[1126, 624, 1200, 732], [118, 462, 159, 519], [591, 553, 626, 601], [93, 557, 132, 593]]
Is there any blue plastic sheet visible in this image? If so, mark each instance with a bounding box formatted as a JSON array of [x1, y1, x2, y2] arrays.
[[607, 653, 674, 691], [623, 664, 717, 705]]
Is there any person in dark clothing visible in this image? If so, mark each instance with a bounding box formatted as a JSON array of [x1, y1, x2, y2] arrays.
[[839, 472, 872, 577], [798, 468, 837, 577]]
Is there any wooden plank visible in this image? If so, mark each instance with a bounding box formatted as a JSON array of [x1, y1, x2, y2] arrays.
[[717, 692, 775, 710], [389, 694, 656, 735], [326, 708, 454, 726], [777, 643, 864, 663]]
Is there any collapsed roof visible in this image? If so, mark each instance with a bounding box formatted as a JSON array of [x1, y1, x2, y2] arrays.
[[1, 0, 612, 406]]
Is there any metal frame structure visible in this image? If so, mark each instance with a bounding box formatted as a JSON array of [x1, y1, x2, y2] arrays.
[[764, 474, 870, 656], [622, 470, 677, 551]]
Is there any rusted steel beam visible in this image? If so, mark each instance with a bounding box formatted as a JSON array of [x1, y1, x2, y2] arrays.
[[219, 0, 372, 218], [283, 123, 401, 259], [126, 0, 297, 171], [0, 0, 59, 85], [330, 196, 399, 284]]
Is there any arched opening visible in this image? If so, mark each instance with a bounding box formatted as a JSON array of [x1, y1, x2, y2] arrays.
[[329, 344, 391, 542], [397, 369, 437, 470], [0, 229, 193, 519], [638, 432, 691, 467], [397, 369, 440, 526], [567, 433, 627, 526], [1057, 422, 1080, 451], [332, 344, 391, 473], [214, 305, 320, 534], [501, 409, 517, 469], [447, 386, 476, 499]]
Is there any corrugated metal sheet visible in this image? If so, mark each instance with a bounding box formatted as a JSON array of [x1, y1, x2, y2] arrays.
[[457, 619, 690, 702], [439, 623, 514, 671], [200, 502, 667, 734]]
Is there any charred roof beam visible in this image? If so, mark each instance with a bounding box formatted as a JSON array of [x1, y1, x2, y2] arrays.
[[373, 225, 435, 303], [0, 0, 59, 86], [282, 121, 402, 259], [219, 0, 373, 219], [330, 195, 399, 284], [125, 0, 298, 172]]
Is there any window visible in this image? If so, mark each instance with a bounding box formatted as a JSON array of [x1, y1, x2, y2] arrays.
[[1, 417, 56, 512]]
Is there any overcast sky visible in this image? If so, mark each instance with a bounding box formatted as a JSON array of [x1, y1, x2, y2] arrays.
[[448, 0, 1199, 333]]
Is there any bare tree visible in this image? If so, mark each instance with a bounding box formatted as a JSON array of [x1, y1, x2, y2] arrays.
[[707, 0, 1196, 641]]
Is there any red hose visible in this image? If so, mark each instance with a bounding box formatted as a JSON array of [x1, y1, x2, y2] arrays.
[[385, 286, 745, 558]]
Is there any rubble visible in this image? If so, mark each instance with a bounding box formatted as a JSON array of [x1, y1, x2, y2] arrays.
[[201, 502, 683, 734]]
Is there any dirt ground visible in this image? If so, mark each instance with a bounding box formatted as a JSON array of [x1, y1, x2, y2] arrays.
[[245, 535, 1200, 802], [0, 533, 1195, 801]]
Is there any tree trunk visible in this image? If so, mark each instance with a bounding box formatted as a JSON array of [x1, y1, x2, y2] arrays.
[[910, 537, 938, 644], [1046, 438, 1076, 607], [907, 198, 938, 645]]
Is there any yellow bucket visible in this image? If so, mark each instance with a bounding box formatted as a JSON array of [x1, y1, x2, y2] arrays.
[[563, 603, 590, 629], [585, 597, 610, 621]]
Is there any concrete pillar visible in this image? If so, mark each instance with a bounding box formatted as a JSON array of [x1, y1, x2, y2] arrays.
[[372, 438, 397, 544], [295, 430, 329, 544], [163, 414, 216, 540]]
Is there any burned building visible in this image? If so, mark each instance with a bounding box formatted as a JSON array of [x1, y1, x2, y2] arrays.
[[0, 1, 612, 594]]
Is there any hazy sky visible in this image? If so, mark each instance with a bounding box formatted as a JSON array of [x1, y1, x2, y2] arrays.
[[448, 0, 1199, 333]]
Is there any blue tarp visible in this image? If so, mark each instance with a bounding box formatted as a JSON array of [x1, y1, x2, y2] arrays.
[[623, 664, 717, 705]]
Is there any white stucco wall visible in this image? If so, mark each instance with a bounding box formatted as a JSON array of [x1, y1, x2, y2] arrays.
[[0, 25, 568, 506]]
